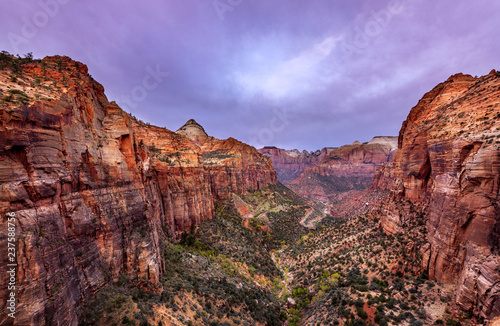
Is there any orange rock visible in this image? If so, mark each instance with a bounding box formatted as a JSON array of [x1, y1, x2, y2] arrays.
[[0, 55, 277, 325], [258, 146, 333, 184], [288, 137, 397, 201], [376, 71, 500, 319]]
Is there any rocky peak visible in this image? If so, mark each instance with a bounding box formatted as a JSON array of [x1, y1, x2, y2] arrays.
[[367, 136, 398, 150], [175, 119, 208, 145], [445, 72, 474, 82]]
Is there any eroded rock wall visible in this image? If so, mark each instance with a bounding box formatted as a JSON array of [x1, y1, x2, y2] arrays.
[[258, 146, 333, 184], [376, 71, 500, 318], [0, 55, 276, 325], [288, 137, 397, 200]]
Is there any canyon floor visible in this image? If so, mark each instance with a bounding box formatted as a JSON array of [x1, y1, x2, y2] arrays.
[[79, 184, 480, 326]]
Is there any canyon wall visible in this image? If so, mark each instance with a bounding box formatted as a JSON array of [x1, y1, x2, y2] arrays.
[[376, 71, 500, 318], [0, 55, 276, 325], [288, 137, 397, 201], [258, 146, 334, 184], [178, 119, 278, 200]]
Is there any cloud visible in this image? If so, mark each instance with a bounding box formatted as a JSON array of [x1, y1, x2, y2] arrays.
[[231, 35, 342, 100], [0, 0, 499, 151]]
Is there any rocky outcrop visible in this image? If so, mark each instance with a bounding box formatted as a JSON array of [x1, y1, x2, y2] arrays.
[[376, 71, 500, 319], [176, 120, 278, 200], [175, 118, 209, 145], [0, 55, 276, 325], [258, 146, 335, 184], [288, 137, 397, 201], [371, 162, 395, 190], [201, 138, 278, 200]]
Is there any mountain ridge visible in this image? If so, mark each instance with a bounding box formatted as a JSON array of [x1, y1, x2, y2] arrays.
[[0, 54, 277, 325]]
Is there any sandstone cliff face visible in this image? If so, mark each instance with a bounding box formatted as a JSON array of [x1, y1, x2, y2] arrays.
[[202, 138, 278, 200], [288, 137, 397, 201], [175, 119, 278, 200], [371, 162, 395, 191], [376, 71, 500, 318], [0, 55, 276, 325], [258, 146, 334, 184]]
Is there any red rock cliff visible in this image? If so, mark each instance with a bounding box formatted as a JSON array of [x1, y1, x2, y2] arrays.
[[288, 137, 397, 201], [0, 55, 276, 325], [376, 71, 500, 318], [175, 119, 278, 200], [258, 146, 334, 184]]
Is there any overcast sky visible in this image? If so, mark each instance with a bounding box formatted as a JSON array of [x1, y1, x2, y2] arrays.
[[1, 0, 499, 150]]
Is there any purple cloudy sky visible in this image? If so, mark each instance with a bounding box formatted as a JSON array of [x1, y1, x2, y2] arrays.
[[1, 0, 499, 150]]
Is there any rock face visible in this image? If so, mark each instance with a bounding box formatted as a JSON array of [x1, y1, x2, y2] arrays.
[[370, 162, 395, 191], [376, 71, 500, 318], [175, 118, 208, 145], [288, 137, 397, 201], [176, 120, 278, 200], [0, 55, 276, 325], [258, 146, 335, 184], [201, 138, 278, 200]]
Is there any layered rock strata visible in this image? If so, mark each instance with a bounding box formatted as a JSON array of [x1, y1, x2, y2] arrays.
[[0, 55, 276, 325], [288, 137, 397, 200], [376, 71, 500, 318], [178, 120, 277, 200], [258, 146, 335, 184]]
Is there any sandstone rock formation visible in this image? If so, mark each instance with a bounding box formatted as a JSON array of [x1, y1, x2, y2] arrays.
[[375, 71, 500, 319], [288, 137, 397, 201], [201, 137, 278, 200], [0, 55, 276, 325], [174, 119, 278, 199], [175, 118, 209, 145], [258, 146, 335, 184]]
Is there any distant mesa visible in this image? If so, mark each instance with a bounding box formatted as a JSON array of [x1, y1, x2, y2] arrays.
[[367, 136, 398, 149], [257, 146, 341, 184], [287, 136, 398, 202], [258, 136, 397, 185]]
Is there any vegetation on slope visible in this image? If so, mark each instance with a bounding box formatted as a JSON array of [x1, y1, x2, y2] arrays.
[[79, 185, 480, 326], [275, 205, 482, 326], [79, 184, 311, 326]]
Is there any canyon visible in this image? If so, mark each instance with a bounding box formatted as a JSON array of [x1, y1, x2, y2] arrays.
[[261, 71, 500, 321], [0, 52, 499, 325], [0, 55, 276, 325], [286, 136, 397, 202]]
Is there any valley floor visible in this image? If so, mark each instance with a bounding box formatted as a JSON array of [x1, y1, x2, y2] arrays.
[[79, 184, 484, 326]]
